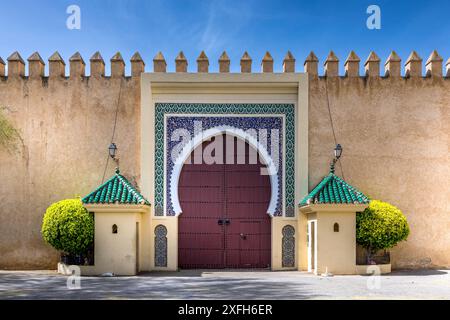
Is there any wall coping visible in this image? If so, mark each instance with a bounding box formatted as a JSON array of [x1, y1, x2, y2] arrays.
[[299, 203, 368, 214], [84, 203, 150, 213]]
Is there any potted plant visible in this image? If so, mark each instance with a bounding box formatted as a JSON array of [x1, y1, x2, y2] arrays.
[[41, 198, 94, 266], [356, 200, 410, 266]]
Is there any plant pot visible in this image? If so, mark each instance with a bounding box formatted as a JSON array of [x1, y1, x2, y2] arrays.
[[73, 255, 83, 265], [356, 245, 391, 265], [60, 254, 70, 265]]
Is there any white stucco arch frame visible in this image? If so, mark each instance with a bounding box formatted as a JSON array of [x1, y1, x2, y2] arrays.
[[169, 125, 280, 216]]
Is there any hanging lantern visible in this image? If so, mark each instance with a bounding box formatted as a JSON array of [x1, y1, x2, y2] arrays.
[[334, 144, 343, 160], [109, 143, 117, 159]]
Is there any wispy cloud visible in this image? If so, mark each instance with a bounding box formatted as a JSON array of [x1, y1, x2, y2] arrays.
[[198, 0, 254, 53]]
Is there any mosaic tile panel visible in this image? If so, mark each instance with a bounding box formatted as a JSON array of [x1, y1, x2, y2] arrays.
[[282, 225, 295, 268], [155, 103, 296, 217], [154, 225, 168, 267], [165, 116, 283, 216]]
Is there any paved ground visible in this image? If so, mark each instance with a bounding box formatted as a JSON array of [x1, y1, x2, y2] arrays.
[[0, 269, 449, 300]]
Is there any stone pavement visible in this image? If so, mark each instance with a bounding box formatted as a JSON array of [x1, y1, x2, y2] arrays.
[[0, 269, 449, 300]]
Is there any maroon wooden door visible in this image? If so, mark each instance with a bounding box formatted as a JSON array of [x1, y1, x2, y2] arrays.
[[178, 135, 271, 269]]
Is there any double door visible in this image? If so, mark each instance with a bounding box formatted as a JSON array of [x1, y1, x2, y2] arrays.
[[178, 135, 271, 269]]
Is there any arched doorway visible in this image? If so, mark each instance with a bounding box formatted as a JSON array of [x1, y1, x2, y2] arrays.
[[178, 134, 272, 269]]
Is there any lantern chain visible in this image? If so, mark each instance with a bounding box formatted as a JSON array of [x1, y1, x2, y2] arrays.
[[101, 78, 124, 184], [325, 79, 345, 180]]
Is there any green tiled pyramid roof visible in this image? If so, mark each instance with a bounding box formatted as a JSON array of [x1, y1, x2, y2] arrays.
[[82, 169, 150, 205], [300, 165, 369, 206]]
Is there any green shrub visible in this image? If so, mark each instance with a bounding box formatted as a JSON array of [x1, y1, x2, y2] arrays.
[[356, 200, 410, 255], [0, 108, 21, 153], [41, 199, 94, 255]]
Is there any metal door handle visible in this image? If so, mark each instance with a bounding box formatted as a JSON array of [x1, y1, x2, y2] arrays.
[[218, 219, 230, 226]]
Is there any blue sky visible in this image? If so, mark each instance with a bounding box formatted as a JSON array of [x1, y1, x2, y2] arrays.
[[1, 0, 449, 74]]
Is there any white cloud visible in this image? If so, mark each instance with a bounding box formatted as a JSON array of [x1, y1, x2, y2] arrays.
[[198, 0, 254, 53]]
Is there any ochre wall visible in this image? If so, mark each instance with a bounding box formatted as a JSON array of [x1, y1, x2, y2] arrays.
[[0, 75, 141, 269], [0, 54, 449, 270], [309, 76, 450, 269]]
